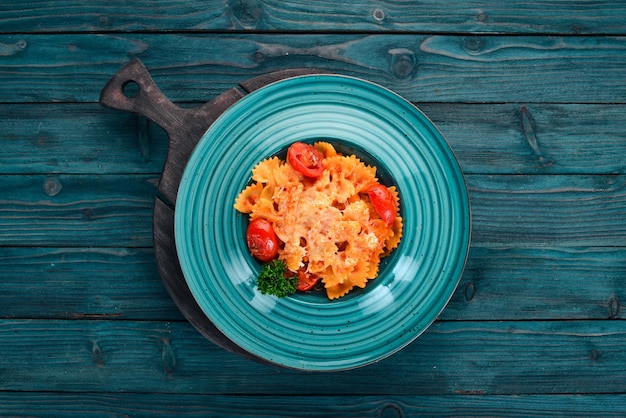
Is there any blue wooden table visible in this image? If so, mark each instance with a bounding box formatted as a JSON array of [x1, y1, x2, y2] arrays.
[[2, 1, 626, 415]]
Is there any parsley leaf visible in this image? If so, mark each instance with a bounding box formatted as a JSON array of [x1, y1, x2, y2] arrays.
[[257, 259, 297, 297]]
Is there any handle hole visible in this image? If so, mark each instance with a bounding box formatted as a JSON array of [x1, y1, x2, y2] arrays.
[[122, 80, 140, 98]]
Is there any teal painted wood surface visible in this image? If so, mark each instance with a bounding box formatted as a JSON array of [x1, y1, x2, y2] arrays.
[[0, 319, 623, 395], [2, 174, 626, 247], [0, 247, 181, 320], [0, 174, 157, 247], [1, 0, 626, 414], [1, 1, 625, 35], [0, 246, 624, 321], [0, 104, 167, 174], [468, 174, 626, 247], [1, 34, 626, 103], [3, 103, 626, 175], [0, 394, 625, 417], [447, 246, 626, 320]]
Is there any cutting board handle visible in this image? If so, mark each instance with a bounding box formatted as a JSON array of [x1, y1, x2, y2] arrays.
[[99, 59, 245, 205], [99, 59, 185, 137]]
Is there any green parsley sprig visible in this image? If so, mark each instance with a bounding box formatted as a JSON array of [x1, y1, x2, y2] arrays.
[[257, 259, 297, 297]]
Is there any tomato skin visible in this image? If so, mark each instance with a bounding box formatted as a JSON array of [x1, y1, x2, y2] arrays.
[[296, 268, 321, 291], [367, 184, 397, 227], [287, 142, 324, 178], [246, 218, 279, 262]]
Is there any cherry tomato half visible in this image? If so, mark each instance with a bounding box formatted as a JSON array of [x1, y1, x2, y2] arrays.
[[367, 183, 398, 227], [246, 218, 279, 262], [287, 142, 324, 178], [296, 268, 321, 291]]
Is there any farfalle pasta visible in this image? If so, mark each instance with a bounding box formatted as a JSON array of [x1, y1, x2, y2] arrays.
[[234, 142, 402, 299]]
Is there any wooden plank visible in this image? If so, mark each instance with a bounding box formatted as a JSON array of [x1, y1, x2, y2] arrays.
[[2, 174, 626, 247], [0, 319, 623, 395], [467, 174, 626, 247], [0, 393, 624, 417], [3, 103, 626, 176], [0, 247, 181, 320], [443, 246, 626, 321], [1, 246, 624, 322], [427, 103, 626, 175], [0, 103, 168, 175], [1, 1, 625, 35], [2, 34, 626, 103], [0, 174, 157, 247]]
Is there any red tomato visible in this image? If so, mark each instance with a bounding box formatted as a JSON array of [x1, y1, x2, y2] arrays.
[[296, 268, 321, 291], [287, 142, 324, 178], [246, 218, 279, 262], [367, 184, 398, 227]]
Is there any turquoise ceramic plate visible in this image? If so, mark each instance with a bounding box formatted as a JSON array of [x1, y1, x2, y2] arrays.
[[175, 75, 470, 371]]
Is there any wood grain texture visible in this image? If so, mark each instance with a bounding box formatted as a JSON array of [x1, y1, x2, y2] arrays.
[[468, 174, 626, 247], [429, 103, 626, 175], [445, 246, 626, 321], [0, 319, 623, 395], [3, 103, 626, 176], [1, 0, 625, 35], [2, 174, 625, 247], [0, 103, 168, 175], [0, 246, 624, 321], [0, 174, 157, 247], [2, 0, 626, 411], [0, 247, 181, 320], [2, 34, 626, 103], [0, 393, 624, 417]]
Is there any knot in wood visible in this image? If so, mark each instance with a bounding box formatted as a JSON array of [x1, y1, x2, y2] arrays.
[[464, 282, 476, 302], [373, 8, 385, 22], [379, 403, 403, 418], [43, 177, 62, 197], [463, 36, 484, 54], [161, 339, 177, 375], [98, 15, 113, 28], [389, 49, 416, 80], [253, 51, 265, 63], [230, 0, 261, 26], [82, 208, 93, 220], [92, 341, 105, 367], [608, 296, 620, 319]]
